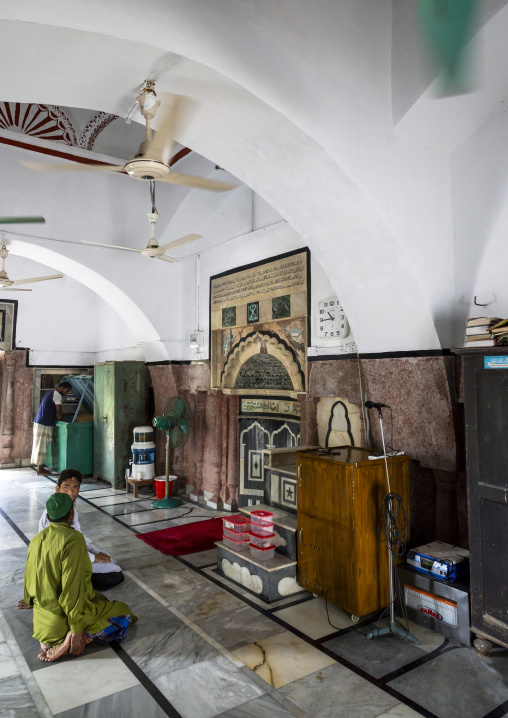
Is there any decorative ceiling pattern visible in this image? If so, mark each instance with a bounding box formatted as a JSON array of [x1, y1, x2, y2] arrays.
[[0, 102, 117, 151]]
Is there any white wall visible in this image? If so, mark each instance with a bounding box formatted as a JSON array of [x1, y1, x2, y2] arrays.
[[452, 99, 508, 345], [178, 218, 358, 362], [3, 253, 136, 365]]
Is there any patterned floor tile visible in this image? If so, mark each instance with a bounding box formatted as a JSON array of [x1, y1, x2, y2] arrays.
[[234, 630, 336, 688], [154, 654, 264, 718], [33, 646, 139, 714], [54, 683, 171, 718], [387, 646, 508, 718], [279, 663, 399, 718]]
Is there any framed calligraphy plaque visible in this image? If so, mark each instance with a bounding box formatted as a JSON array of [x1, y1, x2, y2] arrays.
[[210, 248, 310, 396]]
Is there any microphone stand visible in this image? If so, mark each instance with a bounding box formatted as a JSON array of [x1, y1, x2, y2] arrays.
[[366, 407, 419, 645]]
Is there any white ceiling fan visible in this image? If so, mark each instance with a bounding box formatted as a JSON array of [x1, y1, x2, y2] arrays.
[[0, 246, 63, 291], [81, 181, 201, 262], [20, 82, 235, 193]]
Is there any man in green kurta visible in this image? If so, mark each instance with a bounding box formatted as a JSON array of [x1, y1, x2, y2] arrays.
[[23, 493, 137, 662]]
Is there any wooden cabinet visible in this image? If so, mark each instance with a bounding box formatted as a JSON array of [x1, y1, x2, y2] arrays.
[[93, 361, 145, 489], [461, 350, 508, 650], [296, 447, 410, 618]]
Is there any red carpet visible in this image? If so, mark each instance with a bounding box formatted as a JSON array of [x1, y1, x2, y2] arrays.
[[136, 517, 224, 556]]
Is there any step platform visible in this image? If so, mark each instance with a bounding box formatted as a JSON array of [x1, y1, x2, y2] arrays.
[[239, 504, 297, 561], [216, 503, 302, 602], [216, 541, 302, 603]]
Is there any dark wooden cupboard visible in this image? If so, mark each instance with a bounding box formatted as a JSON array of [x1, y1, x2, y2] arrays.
[[296, 447, 410, 618], [461, 350, 508, 650]]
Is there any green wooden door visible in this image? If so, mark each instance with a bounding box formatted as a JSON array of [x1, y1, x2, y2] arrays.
[[94, 362, 145, 488], [94, 362, 114, 482]]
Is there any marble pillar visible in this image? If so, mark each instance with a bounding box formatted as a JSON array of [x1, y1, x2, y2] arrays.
[[1, 352, 16, 465], [206, 389, 224, 509], [172, 390, 187, 494], [182, 389, 196, 495], [297, 393, 319, 447], [190, 388, 207, 502], [433, 469, 460, 545], [224, 394, 239, 511]]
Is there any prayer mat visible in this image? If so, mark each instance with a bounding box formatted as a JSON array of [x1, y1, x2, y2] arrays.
[[136, 517, 224, 556]]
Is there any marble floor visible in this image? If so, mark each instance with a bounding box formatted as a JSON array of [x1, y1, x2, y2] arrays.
[[1, 469, 508, 718]]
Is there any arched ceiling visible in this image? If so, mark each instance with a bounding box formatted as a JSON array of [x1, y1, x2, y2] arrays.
[[0, 1, 506, 355]]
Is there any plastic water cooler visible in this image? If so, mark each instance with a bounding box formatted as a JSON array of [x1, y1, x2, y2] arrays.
[[131, 426, 155, 480]]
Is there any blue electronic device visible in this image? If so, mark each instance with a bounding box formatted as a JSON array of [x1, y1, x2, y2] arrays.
[[406, 541, 469, 583]]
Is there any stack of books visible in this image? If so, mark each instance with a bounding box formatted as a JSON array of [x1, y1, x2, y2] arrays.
[[490, 318, 508, 346], [465, 317, 504, 347]]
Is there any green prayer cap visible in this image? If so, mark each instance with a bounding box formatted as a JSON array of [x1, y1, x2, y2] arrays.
[[46, 493, 73, 520]]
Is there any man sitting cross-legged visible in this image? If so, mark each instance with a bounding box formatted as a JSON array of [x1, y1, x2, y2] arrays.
[[39, 468, 124, 591], [22, 492, 137, 662]]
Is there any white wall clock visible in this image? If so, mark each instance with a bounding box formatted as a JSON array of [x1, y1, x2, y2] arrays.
[[317, 297, 350, 339]]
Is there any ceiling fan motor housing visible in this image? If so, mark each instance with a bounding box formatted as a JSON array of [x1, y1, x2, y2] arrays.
[[125, 159, 170, 181]]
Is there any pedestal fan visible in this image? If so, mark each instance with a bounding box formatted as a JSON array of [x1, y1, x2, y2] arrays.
[[151, 396, 190, 509]]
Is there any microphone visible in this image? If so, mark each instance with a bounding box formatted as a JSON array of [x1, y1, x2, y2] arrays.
[[365, 400, 390, 410]]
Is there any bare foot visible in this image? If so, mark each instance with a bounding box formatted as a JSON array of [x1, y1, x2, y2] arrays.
[[37, 642, 49, 660], [39, 631, 72, 662]]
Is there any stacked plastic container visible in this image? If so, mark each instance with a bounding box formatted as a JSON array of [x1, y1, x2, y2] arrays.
[[249, 510, 275, 560], [222, 515, 251, 551]]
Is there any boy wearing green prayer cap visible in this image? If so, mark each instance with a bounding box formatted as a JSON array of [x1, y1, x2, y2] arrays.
[[23, 492, 137, 662]]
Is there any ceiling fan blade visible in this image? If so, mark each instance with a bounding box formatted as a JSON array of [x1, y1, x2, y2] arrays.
[[158, 234, 202, 252], [143, 97, 178, 166], [0, 287, 32, 291], [81, 240, 139, 252], [12, 274, 63, 286], [157, 171, 235, 192], [0, 216, 45, 224], [20, 160, 125, 173], [155, 254, 179, 263]]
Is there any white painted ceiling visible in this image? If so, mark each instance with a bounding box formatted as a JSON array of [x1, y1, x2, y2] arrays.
[[1, 1, 508, 359]]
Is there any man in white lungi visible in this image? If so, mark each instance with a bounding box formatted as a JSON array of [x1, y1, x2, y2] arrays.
[[38, 468, 124, 591], [31, 381, 71, 475]]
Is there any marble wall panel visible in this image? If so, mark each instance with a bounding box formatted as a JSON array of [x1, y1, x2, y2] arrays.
[[1, 350, 34, 463], [359, 357, 457, 472]]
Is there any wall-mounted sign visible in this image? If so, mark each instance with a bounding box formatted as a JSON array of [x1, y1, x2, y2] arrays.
[[484, 356, 508, 369], [241, 398, 301, 417]]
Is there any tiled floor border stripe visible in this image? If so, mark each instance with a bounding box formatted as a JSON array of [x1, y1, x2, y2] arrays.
[[109, 641, 183, 718], [0, 506, 30, 546]]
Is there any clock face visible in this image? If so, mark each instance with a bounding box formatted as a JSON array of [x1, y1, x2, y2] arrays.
[[317, 297, 350, 339]]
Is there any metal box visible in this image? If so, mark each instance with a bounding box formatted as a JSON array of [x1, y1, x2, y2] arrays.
[[397, 564, 471, 646]]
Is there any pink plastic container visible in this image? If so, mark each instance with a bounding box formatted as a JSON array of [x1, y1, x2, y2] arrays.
[[222, 515, 251, 533], [250, 523, 274, 537], [223, 536, 250, 552], [249, 531, 275, 548], [249, 543, 275, 560], [250, 510, 274, 527], [224, 527, 250, 542]]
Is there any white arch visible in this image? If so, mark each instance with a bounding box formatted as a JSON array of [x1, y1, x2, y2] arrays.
[[6, 238, 167, 362]]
